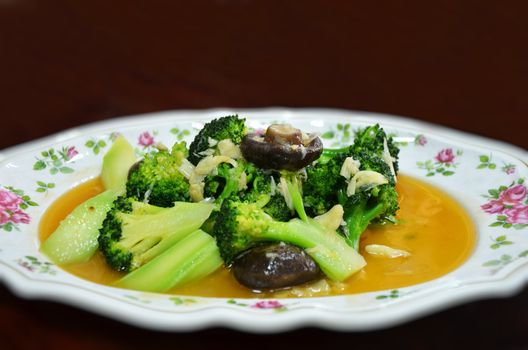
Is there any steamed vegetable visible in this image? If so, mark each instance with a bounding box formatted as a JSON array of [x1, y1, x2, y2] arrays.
[[126, 145, 190, 207], [101, 136, 136, 193], [303, 151, 347, 216], [115, 229, 222, 292], [98, 197, 213, 272], [41, 189, 119, 264], [304, 124, 400, 250], [203, 159, 248, 205], [41, 116, 402, 294], [213, 197, 366, 281], [41, 138, 136, 264], [188, 115, 247, 165]]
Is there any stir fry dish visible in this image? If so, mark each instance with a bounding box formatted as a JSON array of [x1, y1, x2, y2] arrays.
[[41, 116, 405, 293]]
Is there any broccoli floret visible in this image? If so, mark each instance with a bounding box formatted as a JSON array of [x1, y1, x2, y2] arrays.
[[351, 149, 396, 185], [203, 174, 222, 198], [98, 197, 213, 272], [171, 141, 189, 160], [351, 124, 400, 173], [338, 184, 399, 250], [337, 147, 399, 251], [126, 148, 190, 207], [304, 125, 400, 251], [213, 198, 365, 281], [203, 161, 247, 205], [303, 151, 347, 216], [261, 194, 291, 222], [242, 164, 292, 221], [204, 160, 291, 221], [242, 163, 272, 201], [188, 115, 247, 165]]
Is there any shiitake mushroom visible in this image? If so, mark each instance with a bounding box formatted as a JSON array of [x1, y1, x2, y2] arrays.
[[232, 243, 321, 291], [240, 124, 323, 171]]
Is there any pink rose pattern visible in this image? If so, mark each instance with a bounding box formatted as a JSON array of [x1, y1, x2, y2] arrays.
[[503, 206, 528, 224], [0, 187, 36, 231], [417, 148, 460, 176], [251, 300, 285, 309], [481, 200, 504, 214], [138, 131, 155, 147], [499, 184, 527, 205], [482, 181, 528, 228], [435, 148, 455, 163], [502, 164, 516, 175], [227, 299, 288, 311], [66, 146, 79, 160], [414, 134, 427, 146]]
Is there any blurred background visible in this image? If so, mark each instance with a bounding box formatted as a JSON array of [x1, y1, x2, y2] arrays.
[[1, 1, 527, 149], [1, 0, 527, 348]]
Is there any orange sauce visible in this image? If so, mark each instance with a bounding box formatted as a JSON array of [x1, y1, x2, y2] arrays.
[[39, 175, 475, 298]]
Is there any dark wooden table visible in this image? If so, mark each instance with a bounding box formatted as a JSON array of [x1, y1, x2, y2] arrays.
[[1, 1, 527, 348]]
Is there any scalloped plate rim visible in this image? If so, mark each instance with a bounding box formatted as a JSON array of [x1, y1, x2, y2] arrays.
[[0, 107, 526, 333]]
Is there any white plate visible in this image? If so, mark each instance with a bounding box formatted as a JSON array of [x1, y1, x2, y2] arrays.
[[0, 108, 526, 332]]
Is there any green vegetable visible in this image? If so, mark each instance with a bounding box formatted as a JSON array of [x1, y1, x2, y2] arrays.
[[114, 229, 222, 292], [126, 148, 190, 207], [340, 183, 399, 250], [98, 198, 214, 272], [350, 124, 400, 173], [303, 151, 347, 216], [188, 115, 247, 165], [278, 170, 309, 222], [213, 198, 365, 281], [241, 164, 291, 221], [339, 154, 398, 250], [338, 131, 399, 250], [101, 136, 136, 193], [260, 194, 291, 222], [41, 189, 119, 264], [302, 124, 400, 251], [204, 160, 247, 205]]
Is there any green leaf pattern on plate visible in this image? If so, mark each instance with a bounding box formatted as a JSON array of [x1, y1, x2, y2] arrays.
[[85, 138, 108, 155], [16, 256, 56, 275], [33, 146, 77, 175], [477, 154, 497, 170]]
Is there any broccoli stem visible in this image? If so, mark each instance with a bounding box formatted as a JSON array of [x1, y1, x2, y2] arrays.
[[280, 172, 308, 222], [119, 202, 213, 268], [216, 164, 245, 203], [322, 146, 349, 156], [343, 202, 385, 251], [257, 218, 365, 281], [285, 176, 308, 222], [115, 230, 223, 292]]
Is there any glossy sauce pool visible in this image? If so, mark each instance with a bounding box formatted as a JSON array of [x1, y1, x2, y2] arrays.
[[39, 175, 476, 298]]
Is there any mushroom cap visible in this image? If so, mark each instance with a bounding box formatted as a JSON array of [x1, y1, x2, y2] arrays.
[[232, 243, 321, 290], [240, 132, 323, 171]]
